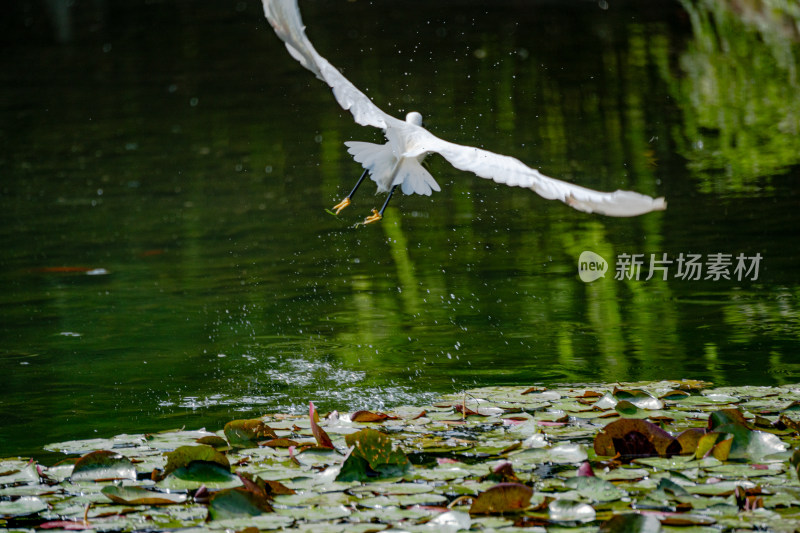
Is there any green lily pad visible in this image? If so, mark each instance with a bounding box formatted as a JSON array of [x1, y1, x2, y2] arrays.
[[335, 428, 411, 482], [0, 496, 48, 517], [101, 485, 188, 505], [548, 498, 596, 522], [565, 476, 626, 502], [71, 450, 136, 481], [163, 445, 230, 477], [208, 487, 273, 520]]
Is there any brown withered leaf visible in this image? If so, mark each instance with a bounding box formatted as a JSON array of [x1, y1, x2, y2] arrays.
[[351, 410, 398, 423], [594, 418, 681, 460]]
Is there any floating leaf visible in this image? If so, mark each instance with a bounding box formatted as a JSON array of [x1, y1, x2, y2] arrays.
[[598, 513, 661, 532], [480, 461, 519, 483], [469, 482, 533, 515], [615, 400, 644, 417], [548, 498, 596, 522], [425, 510, 471, 531], [310, 402, 335, 449], [565, 475, 626, 502], [613, 388, 664, 410], [351, 410, 397, 423], [101, 485, 187, 505], [163, 444, 230, 477], [71, 450, 136, 481], [162, 461, 240, 488], [659, 390, 691, 401], [0, 496, 48, 517], [594, 419, 681, 459], [676, 427, 706, 454], [195, 435, 229, 448], [261, 437, 299, 448], [39, 520, 93, 530], [336, 428, 411, 481], [224, 419, 277, 447], [704, 409, 788, 461], [208, 486, 273, 520]]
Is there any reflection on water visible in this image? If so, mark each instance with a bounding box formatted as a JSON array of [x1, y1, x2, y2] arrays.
[[1, 0, 798, 457]]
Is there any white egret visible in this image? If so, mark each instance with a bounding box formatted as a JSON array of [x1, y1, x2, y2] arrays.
[[262, 0, 666, 223]]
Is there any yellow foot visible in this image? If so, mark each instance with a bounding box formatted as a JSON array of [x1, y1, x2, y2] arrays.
[[332, 197, 351, 215], [363, 209, 383, 224]]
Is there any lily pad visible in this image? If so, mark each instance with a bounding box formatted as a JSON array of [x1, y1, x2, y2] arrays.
[[335, 428, 411, 481], [163, 445, 230, 477], [548, 498, 596, 523], [208, 486, 273, 520], [71, 450, 136, 481], [101, 485, 187, 505], [0, 496, 48, 517], [594, 419, 681, 459], [223, 419, 277, 447], [599, 513, 662, 532], [469, 482, 533, 515], [565, 475, 626, 502]]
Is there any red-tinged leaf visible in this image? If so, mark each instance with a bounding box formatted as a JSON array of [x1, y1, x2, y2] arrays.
[[238, 473, 295, 497], [288, 446, 301, 466], [469, 482, 533, 515], [455, 404, 488, 417], [261, 438, 299, 448], [577, 461, 595, 477], [537, 420, 567, 427], [101, 485, 187, 505], [579, 390, 604, 398], [521, 386, 547, 394], [437, 457, 460, 464], [351, 410, 396, 423], [409, 410, 427, 420], [481, 461, 519, 483], [309, 402, 334, 449], [39, 521, 93, 530]]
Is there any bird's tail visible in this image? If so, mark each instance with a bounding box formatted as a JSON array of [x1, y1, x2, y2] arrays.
[[345, 141, 397, 193]]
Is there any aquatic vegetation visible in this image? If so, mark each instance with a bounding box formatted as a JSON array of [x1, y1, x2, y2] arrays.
[[3, 380, 800, 531]]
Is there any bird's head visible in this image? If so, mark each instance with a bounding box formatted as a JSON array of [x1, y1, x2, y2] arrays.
[[405, 111, 423, 126]]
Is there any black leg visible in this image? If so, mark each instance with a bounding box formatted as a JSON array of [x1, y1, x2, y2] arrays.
[[364, 184, 398, 224], [332, 168, 369, 214]]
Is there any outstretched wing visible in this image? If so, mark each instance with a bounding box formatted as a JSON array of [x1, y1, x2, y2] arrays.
[[262, 0, 395, 130], [400, 124, 666, 217], [264, 0, 666, 217]]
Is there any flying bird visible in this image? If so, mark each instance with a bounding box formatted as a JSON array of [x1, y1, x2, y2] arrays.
[[262, 0, 666, 223]]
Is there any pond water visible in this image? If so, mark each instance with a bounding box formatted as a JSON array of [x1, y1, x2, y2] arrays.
[[1, 0, 799, 458]]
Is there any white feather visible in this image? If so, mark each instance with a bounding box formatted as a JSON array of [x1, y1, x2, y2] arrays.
[[262, 0, 666, 217]]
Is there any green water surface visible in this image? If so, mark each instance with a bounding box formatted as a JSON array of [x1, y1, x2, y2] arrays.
[[1, 0, 798, 458]]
